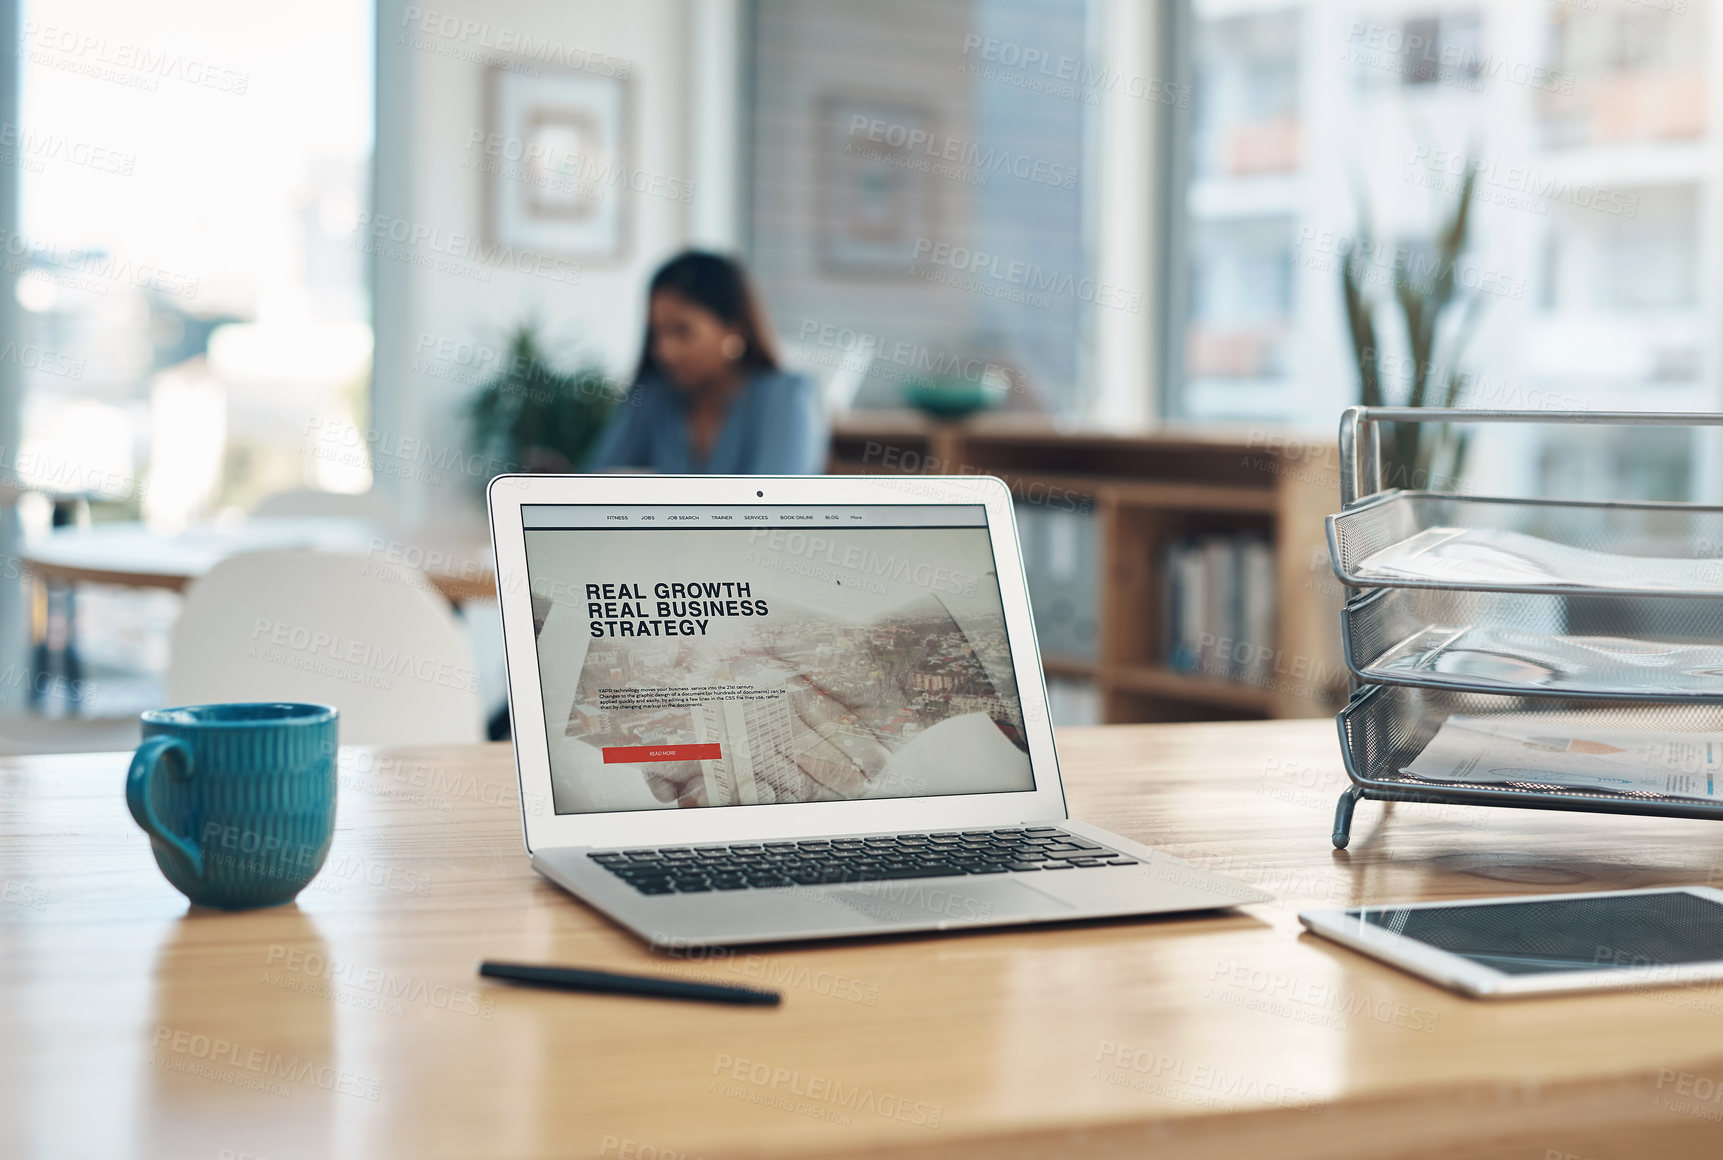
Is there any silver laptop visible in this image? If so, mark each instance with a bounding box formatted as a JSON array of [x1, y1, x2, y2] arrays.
[[488, 473, 1268, 948]]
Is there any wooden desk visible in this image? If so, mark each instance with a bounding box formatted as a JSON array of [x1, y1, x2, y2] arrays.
[[4, 721, 1723, 1159]]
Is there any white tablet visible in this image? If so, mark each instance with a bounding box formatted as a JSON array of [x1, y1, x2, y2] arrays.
[[1299, 886, 1723, 998]]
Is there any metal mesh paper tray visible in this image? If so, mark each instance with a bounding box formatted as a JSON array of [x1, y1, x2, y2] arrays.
[[1326, 491, 1723, 597], [1342, 585, 1723, 700], [1336, 683, 1723, 821]]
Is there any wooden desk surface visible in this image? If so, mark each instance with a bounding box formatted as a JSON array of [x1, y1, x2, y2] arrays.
[[5, 721, 1723, 1159]]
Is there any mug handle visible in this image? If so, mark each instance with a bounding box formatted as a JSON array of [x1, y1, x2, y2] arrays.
[[126, 736, 204, 879]]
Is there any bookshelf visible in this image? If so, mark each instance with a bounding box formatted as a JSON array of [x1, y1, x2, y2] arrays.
[[828, 412, 1346, 724]]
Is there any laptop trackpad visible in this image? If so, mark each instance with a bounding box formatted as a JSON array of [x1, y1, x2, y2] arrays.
[[821, 878, 1077, 927]]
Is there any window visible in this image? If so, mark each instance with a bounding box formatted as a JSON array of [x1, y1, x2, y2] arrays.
[[1166, 0, 1718, 501], [18, 0, 375, 529]]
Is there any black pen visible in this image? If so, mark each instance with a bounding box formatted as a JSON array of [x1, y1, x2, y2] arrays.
[[479, 960, 782, 1006]]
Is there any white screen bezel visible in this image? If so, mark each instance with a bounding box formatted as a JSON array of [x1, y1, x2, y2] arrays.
[[1299, 886, 1723, 998], [488, 473, 1068, 852]]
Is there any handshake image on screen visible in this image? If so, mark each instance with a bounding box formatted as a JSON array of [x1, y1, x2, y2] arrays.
[[562, 596, 1027, 807]]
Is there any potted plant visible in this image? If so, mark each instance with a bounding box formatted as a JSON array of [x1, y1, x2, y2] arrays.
[[1341, 158, 1482, 493], [463, 324, 621, 487]]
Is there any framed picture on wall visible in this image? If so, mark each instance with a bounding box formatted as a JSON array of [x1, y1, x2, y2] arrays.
[[816, 93, 938, 276], [482, 62, 631, 262]]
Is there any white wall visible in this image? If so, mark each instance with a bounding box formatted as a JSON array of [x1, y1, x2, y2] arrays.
[[744, 0, 1159, 424], [749, 0, 982, 406], [372, 0, 738, 525]]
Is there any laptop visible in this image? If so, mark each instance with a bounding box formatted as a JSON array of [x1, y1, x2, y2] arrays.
[[488, 473, 1268, 948]]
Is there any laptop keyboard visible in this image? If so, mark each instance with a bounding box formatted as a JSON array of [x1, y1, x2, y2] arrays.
[[588, 828, 1138, 895]]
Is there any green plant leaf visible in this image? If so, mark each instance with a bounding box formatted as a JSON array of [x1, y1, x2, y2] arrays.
[[462, 322, 620, 491], [1344, 148, 1484, 494]]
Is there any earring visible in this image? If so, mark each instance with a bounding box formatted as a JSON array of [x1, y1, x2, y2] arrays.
[[720, 334, 746, 360]]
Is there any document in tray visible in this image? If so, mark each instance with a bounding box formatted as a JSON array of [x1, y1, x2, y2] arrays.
[[1379, 625, 1723, 696], [1404, 715, 1723, 800], [1355, 527, 1723, 592]]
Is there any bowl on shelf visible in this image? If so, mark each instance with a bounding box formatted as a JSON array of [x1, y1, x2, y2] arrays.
[[901, 370, 1009, 419]]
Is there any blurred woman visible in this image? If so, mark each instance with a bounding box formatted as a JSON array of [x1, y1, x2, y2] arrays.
[[587, 250, 826, 474]]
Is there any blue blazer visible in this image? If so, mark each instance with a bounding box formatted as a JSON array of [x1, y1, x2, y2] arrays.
[[586, 369, 828, 475]]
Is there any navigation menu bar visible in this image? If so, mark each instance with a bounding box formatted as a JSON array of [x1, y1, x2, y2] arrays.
[[523, 504, 989, 529]]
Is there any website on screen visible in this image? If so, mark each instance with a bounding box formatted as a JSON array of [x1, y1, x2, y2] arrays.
[[522, 505, 1033, 814]]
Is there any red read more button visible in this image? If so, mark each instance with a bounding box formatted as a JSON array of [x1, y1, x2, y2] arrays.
[[602, 744, 720, 764]]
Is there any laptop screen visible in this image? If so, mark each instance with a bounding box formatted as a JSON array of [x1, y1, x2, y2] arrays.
[[521, 503, 1034, 814]]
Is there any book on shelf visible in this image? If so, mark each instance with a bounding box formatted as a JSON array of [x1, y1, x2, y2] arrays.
[[1163, 534, 1277, 687]]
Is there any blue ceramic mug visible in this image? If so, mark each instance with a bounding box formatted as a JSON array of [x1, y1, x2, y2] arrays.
[[126, 703, 339, 909]]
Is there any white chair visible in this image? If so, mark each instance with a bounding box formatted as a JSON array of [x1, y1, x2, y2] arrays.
[[166, 550, 483, 746], [252, 488, 399, 527]]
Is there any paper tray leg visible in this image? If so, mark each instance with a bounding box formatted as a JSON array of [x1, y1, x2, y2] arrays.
[[1332, 785, 1364, 849]]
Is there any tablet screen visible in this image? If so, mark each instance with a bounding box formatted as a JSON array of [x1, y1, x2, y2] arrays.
[[1351, 890, 1723, 975]]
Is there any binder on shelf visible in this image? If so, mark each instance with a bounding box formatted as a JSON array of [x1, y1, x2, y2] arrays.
[[1162, 533, 1277, 684], [1017, 502, 1098, 665], [1200, 536, 1231, 677], [1241, 538, 1276, 685]]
